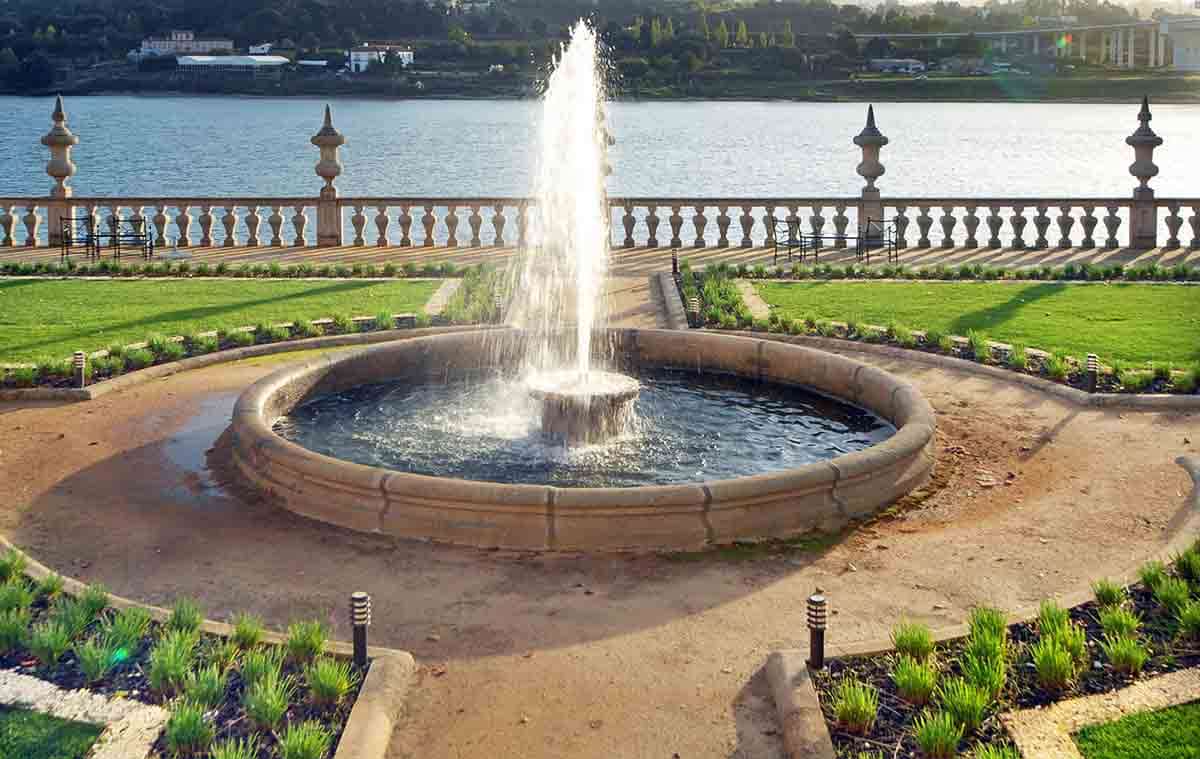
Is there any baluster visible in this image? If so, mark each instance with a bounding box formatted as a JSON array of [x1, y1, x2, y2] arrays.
[[668, 205, 683, 248], [374, 205, 390, 247], [351, 205, 366, 246], [692, 205, 707, 248], [445, 205, 459, 247], [22, 206, 40, 247], [833, 204, 849, 248], [198, 205, 213, 247], [0, 205, 14, 246], [1032, 205, 1050, 249], [1163, 202, 1182, 250], [1010, 206, 1028, 250], [716, 205, 731, 248], [491, 205, 506, 246], [645, 205, 660, 247], [787, 205, 801, 245], [106, 205, 122, 237], [809, 205, 826, 249], [292, 205, 308, 247], [468, 205, 483, 247], [738, 205, 754, 248], [153, 205, 170, 247], [1189, 205, 1200, 250], [762, 205, 777, 245], [398, 206, 413, 247], [1080, 206, 1098, 250], [130, 206, 147, 247], [916, 206, 933, 248], [245, 206, 261, 247], [1056, 205, 1075, 249], [893, 206, 910, 249], [264, 205, 282, 247], [1103, 205, 1122, 250], [986, 206, 1003, 249], [963, 205, 980, 248], [622, 202, 636, 248], [939, 205, 957, 248], [517, 202, 529, 247], [170, 205, 189, 247], [219, 206, 236, 247], [85, 204, 99, 240]]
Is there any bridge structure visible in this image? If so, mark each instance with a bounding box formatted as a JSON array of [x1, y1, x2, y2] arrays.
[[833, 16, 1200, 70]]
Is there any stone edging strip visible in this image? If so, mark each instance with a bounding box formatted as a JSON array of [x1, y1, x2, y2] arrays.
[[656, 272, 690, 331], [1001, 667, 1200, 759], [0, 325, 496, 403], [0, 668, 168, 759], [0, 534, 417, 759], [764, 454, 1200, 759], [710, 330, 1200, 411]]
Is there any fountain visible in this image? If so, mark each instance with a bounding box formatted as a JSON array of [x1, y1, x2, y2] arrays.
[[228, 20, 937, 551], [506, 21, 638, 445]]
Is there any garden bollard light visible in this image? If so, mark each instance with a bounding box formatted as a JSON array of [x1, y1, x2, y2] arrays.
[[1086, 353, 1099, 393], [350, 591, 371, 669], [73, 351, 87, 388], [807, 594, 827, 670], [493, 293, 504, 323], [688, 296, 701, 327]]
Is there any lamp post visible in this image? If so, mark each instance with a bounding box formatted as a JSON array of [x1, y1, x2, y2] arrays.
[[350, 591, 371, 669]]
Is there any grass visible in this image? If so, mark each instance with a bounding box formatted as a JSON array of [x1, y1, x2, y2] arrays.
[[0, 706, 104, 759], [1074, 700, 1200, 759], [832, 679, 878, 735], [754, 281, 1200, 365], [891, 655, 937, 706], [891, 621, 935, 662], [0, 279, 440, 363]]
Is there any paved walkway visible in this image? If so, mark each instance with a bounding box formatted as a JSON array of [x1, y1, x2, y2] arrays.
[[4, 243, 1198, 275]]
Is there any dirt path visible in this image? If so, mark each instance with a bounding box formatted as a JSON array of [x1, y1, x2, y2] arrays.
[[0, 347, 1196, 759]]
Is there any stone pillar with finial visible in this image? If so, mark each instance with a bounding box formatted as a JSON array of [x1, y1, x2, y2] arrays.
[[312, 104, 346, 248], [1126, 96, 1162, 250], [853, 105, 889, 241], [42, 95, 79, 247]]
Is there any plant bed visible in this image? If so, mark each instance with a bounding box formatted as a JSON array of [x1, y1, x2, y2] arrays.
[[710, 260, 1200, 285], [811, 543, 1200, 758], [1, 259, 467, 280], [0, 551, 369, 759]]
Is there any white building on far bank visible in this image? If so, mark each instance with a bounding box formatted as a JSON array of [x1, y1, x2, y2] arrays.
[[348, 44, 414, 73], [1167, 16, 1200, 70], [140, 30, 234, 57]]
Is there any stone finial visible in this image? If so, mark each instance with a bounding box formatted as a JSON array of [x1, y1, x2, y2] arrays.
[[311, 104, 346, 199], [41, 95, 79, 199], [853, 105, 889, 192], [1126, 96, 1162, 196]]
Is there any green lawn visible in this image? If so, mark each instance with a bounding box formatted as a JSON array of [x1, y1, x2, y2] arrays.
[[754, 281, 1200, 366], [0, 279, 440, 363], [0, 707, 104, 759], [1074, 701, 1200, 759]]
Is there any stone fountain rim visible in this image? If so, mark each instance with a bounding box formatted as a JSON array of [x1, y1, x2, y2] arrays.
[[229, 328, 937, 551]]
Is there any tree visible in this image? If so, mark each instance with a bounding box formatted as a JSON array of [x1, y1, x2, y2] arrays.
[[714, 20, 730, 49], [448, 26, 472, 45], [0, 48, 17, 67], [836, 29, 859, 58], [639, 17, 654, 49], [863, 36, 894, 59], [531, 18, 548, 37], [664, 18, 675, 41], [700, 14, 710, 41], [735, 20, 749, 47], [758, 31, 768, 48], [14, 51, 55, 90], [780, 20, 795, 48], [299, 31, 321, 53], [650, 17, 662, 47]]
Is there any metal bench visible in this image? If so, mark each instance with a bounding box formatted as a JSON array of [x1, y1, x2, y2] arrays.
[[60, 216, 153, 263], [855, 218, 899, 265]]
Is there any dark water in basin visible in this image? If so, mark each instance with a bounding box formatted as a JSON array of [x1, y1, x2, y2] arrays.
[[274, 369, 895, 488]]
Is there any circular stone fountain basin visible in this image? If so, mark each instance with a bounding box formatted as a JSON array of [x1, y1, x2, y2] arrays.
[[230, 328, 936, 551]]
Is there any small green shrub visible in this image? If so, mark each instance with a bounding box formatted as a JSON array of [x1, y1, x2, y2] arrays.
[[148, 336, 186, 363], [1174, 548, 1200, 582], [243, 668, 294, 730], [210, 737, 260, 759], [286, 620, 327, 664], [1091, 579, 1126, 608], [1138, 560, 1167, 589], [78, 584, 109, 620], [0, 549, 27, 582], [892, 655, 937, 706], [5, 366, 37, 387], [105, 607, 152, 651], [938, 677, 989, 734], [124, 348, 155, 370], [1100, 634, 1148, 675], [831, 679, 877, 735], [165, 700, 214, 757], [330, 313, 356, 334], [240, 646, 284, 688], [147, 629, 198, 695], [50, 598, 94, 639], [76, 636, 119, 683], [290, 318, 321, 338], [1044, 353, 1070, 381], [207, 639, 240, 672], [0, 581, 34, 613], [167, 598, 203, 634], [305, 656, 358, 706], [187, 334, 219, 355], [967, 607, 1006, 643], [1049, 622, 1087, 665], [971, 746, 1020, 759], [960, 650, 1006, 701], [912, 710, 963, 759], [231, 612, 264, 650], [27, 621, 71, 665], [966, 331, 991, 363], [185, 663, 228, 709], [1098, 606, 1140, 639], [278, 720, 332, 759], [1154, 577, 1192, 616], [257, 325, 290, 344], [1037, 600, 1070, 639], [937, 334, 956, 354], [1029, 637, 1076, 692], [0, 609, 31, 654], [891, 621, 935, 662], [1006, 343, 1029, 371], [1177, 601, 1200, 640], [223, 330, 254, 348]]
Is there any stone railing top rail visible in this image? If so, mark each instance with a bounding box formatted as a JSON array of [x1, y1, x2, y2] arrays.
[[3, 196, 1196, 207]]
